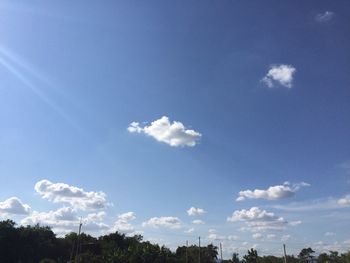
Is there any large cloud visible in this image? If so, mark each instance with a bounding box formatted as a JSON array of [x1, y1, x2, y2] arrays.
[[0, 197, 30, 215], [128, 116, 201, 147], [35, 180, 108, 210], [142, 216, 182, 229], [21, 207, 108, 236], [227, 207, 288, 231], [187, 207, 206, 216], [262, 64, 296, 88], [236, 182, 309, 201]]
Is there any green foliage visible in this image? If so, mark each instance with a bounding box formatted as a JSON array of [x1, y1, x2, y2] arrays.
[[243, 248, 258, 263], [299, 247, 316, 263], [1, 220, 350, 263]]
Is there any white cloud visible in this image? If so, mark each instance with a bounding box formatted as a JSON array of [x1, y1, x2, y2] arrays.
[[315, 11, 335, 23], [207, 229, 227, 241], [21, 207, 108, 236], [262, 64, 296, 88], [127, 116, 201, 147], [0, 197, 30, 215], [187, 207, 206, 216], [267, 234, 276, 239], [289, 220, 302, 226], [252, 233, 263, 240], [35, 179, 108, 210], [185, 228, 194, 233], [270, 197, 343, 212], [281, 234, 291, 242], [142, 216, 182, 229], [228, 235, 240, 241], [110, 212, 136, 235], [338, 195, 350, 206], [236, 182, 309, 201], [192, 219, 205, 225], [227, 207, 288, 231], [325, 232, 335, 237]]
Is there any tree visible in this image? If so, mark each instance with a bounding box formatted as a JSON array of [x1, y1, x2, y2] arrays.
[[243, 249, 258, 263], [299, 248, 315, 263], [232, 253, 240, 263]]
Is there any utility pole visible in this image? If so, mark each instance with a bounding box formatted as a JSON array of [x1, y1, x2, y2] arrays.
[[186, 240, 188, 263], [220, 242, 223, 262], [283, 244, 287, 263], [198, 236, 201, 263], [75, 219, 83, 263]]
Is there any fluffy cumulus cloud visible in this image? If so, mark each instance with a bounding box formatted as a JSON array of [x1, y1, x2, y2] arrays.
[[338, 195, 350, 206], [110, 212, 137, 235], [21, 207, 108, 236], [236, 182, 309, 201], [0, 197, 30, 215], [187, 207, 206, 216], [142, 216, 182, 229], [227, 207, 288, 231], [35, 180, 108, 210], [262, 64, 296, 88], [127, 116, 201, 147], [315, 11, 335, 22]]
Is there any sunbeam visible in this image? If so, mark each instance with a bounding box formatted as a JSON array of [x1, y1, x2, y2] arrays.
[[0, 51, 81, 132]]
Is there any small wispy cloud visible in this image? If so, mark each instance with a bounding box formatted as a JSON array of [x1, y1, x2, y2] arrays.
[[325, 232, 335, 237], [142, 216, 182, 229], [315, 11, 335, 23], [262, 64, 296, 88], [270, 197, 347, 212], [128, 116, 201, 147], [185, 228, 194, 233], [281, 234, 291, 242], [192, 219, 205, 225]]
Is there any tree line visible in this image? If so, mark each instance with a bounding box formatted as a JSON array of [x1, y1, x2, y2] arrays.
[[0, 220, 349, 263]]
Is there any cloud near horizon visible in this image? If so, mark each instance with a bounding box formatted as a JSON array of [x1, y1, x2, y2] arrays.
[[110, 212, 137, 235], [262, 64, 296, 88], [128, 116, 201, 147], [21, 207, 109, 236], [227, 207, 288, 232], [236, 182, 309, 201], [0, 197, 31, 215]]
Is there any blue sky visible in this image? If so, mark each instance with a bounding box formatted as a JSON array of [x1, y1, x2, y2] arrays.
[[0, 0, 350, 258]]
